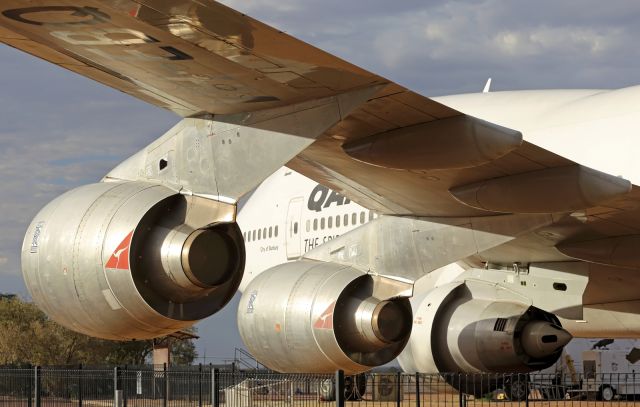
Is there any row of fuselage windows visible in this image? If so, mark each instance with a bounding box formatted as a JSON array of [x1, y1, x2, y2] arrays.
[[243, 226, 279, 243], [306, 211, 377, 232], [243, 211, 378, 243]]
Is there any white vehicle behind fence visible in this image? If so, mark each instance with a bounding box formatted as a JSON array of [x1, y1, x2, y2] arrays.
[[582, 349, 640, 400]]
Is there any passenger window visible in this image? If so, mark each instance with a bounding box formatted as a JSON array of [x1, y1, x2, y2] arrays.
[[321, 218, 325, 230], [336, 215, 341, 228], [269, 226, 273, 238], [306, 219, 310, 232], [258, 229, 262, 240], [360, 211, 365, 224], [274, 226, 278, 237], [294, 222, 298, 234], [328, 216, 333, 229], [263, 228, 267, 238], [344, 214, 349, 226], [252, 230, 256, 241], [313, 219, 318, 231], [369, 211, 374, 221], [352, 213, 357, 225]]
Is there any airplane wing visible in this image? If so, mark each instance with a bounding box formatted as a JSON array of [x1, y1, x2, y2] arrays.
[[2, 0, 639, 269]]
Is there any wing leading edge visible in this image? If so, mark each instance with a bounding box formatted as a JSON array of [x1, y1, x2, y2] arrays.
[[0, 0, 390, 116]]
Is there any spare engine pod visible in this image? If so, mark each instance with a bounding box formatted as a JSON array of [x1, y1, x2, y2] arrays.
[[22, 181, 244, 340], [238, 260, 412, 374], [398, 280, 571, 396]]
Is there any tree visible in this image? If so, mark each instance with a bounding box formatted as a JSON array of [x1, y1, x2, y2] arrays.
[[0, 297, 198, 366], [169, 330, 198, 365], [0, 298, 92, 365]]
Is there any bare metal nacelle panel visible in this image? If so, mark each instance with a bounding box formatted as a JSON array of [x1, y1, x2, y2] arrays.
[[23, 181, 244, 339], [238, 260, 412, 374], [19, 68, 371, 339]]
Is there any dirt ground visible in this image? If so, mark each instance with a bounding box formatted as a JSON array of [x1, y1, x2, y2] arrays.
[[1, 397, 638, 407]]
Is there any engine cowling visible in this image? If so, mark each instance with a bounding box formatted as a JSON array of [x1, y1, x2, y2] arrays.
[[238, 260, 412, 374], [22, 181, 244, 340], [398, 280, 571, 394]]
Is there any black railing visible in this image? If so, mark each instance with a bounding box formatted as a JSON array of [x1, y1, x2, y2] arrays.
[[1, 366, 639, 406]]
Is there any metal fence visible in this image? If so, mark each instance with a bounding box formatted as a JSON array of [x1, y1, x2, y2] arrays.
[[1, 366, 640, 406]]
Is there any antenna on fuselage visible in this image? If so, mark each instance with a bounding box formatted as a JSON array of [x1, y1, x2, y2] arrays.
[[483, 78, 492, 93]]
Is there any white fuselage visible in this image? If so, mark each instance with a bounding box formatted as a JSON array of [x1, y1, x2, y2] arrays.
[[436, 87, 640, 185], [238, 86, 640, 292], [237, 167, 378, 291]]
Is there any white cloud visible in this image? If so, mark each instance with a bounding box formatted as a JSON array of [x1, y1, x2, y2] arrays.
[[221, 0, 300, 13], [214, 0, 640, 94]]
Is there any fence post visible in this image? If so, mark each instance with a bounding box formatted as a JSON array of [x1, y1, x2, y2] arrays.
[[396, 372, 401, 407], [335, 370, 345, 407], [34, 366, 41, 407], [123, 366, 128, 407], [114, 367, 122, 407], [415, 373, 420, 407], [198, 364, 203, 407], [525, 374, 529, 407], [163, 363, 168, 407], [212, 368, 220, 407], [458, 375, 465, 407], [78, 364, 83, 407], [27, 365, 32, 407]]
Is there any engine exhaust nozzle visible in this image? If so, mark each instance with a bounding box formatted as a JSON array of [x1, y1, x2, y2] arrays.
[[521, 321, 572, 359]]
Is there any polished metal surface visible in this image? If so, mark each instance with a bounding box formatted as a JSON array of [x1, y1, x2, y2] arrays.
[[106, 89, 376, 204], [237, 260, 411, 374], [22, 181, 244, 340], [304, 214, 553, 282]]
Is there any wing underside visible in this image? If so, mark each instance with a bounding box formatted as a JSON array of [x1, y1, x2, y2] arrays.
[[3, 0, 640, 269]]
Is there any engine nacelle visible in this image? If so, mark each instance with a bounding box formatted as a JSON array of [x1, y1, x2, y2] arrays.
[[398, 280, 571, 394], [238, 261, 412, 374], [22, 181, 244, 340]]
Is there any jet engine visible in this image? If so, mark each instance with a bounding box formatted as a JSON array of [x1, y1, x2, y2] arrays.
[[398, 280, 571, 395], [22, 181, 244, 340], [238, 260, 412, 374]]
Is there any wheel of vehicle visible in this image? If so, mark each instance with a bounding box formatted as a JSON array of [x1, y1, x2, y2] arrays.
[[598, 385, 615, 401], [319, 379, 335, 401], [345, 374, 367, 401], [504, 375, 529, 401], [318, 375, 367, 401]]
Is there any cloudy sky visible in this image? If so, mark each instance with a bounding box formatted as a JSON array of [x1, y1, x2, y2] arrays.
[[0, 0, 639, 361]]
